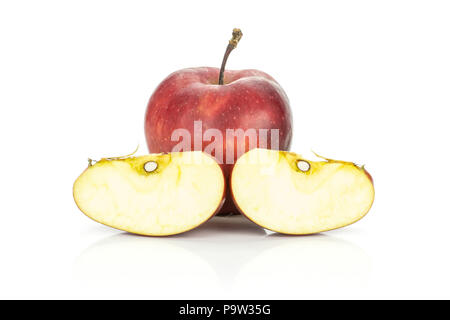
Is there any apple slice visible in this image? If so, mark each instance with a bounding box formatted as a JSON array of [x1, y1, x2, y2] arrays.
[[231, 148, 374, 234], [73, 151, 225, 236]]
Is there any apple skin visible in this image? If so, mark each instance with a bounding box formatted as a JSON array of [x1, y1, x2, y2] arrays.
[[145, 67, 293, 214]]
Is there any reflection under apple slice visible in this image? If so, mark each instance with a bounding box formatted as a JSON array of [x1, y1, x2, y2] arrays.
[[73, 216, 267, 295], [233, 232, 372, 298], [73, 216, 371, 298]]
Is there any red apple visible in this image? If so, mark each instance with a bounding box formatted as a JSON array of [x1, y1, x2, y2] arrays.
[[144, 29, 293, 214]]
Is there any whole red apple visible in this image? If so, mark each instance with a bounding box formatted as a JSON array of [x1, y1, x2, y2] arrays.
[[145, 29, 292, 214]]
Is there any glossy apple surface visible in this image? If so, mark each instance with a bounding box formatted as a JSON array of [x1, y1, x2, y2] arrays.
[[144, 67, 292, 214]]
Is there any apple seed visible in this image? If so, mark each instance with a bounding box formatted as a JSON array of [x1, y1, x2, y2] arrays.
[[144, 161, 158, 173], [296, 160, 310, 172]]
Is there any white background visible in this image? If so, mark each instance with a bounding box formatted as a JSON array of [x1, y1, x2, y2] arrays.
[[1, 0, 449, 299]]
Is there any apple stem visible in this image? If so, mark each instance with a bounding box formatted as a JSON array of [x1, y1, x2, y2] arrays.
[[87, 145, 140, 167], [218, 28, 243, 85]]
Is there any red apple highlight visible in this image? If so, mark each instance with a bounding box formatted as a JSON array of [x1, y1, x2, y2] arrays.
[[144, 29, 293, 214]]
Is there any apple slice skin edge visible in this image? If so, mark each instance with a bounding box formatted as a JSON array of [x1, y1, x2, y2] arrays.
[[230, 148, 375, 235], [73, 189, 226, 237], [73, 152, 226, 237]]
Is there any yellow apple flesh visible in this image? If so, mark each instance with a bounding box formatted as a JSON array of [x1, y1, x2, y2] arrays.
[[231, 148, 374, 234], [73, 151, 225, 236]]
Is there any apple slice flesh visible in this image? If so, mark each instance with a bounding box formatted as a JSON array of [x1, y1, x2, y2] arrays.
[[231, 149, 374, 234], [73, 151, 225, 236]]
